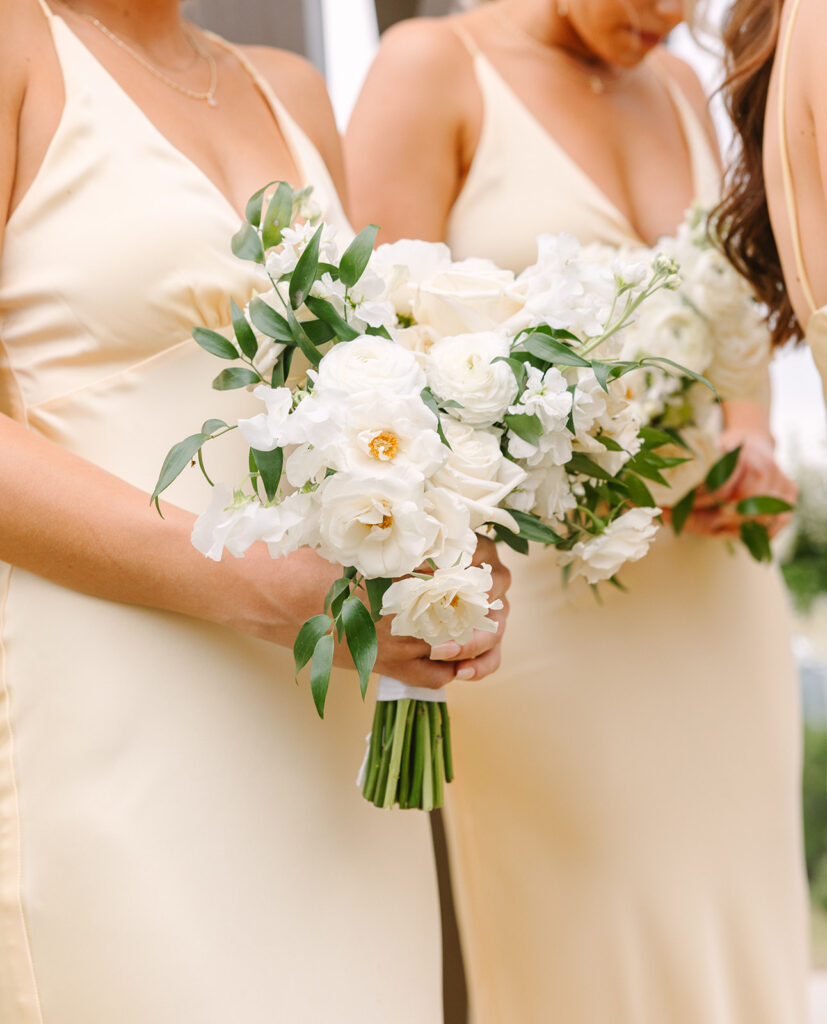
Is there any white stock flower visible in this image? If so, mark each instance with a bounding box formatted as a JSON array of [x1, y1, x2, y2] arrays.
[[316, 473, 437, 578], [261, 490, 321, 557], [191, 486, 272, 561], [561, 507, 661, 585], [237, 385, 293, 452], [431, 419, 526, 530], [505, 463, 577, 524], [313, 335, 425, 397], [427, 331, 518, 426], [382, 563, 502, 646], [571, 369, 608, 437], [506, 365, 574, 466]]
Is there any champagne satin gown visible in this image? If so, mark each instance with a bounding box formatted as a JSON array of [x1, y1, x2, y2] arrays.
[[0, 6, 442, 1021], [440, 29, 809, 1024]]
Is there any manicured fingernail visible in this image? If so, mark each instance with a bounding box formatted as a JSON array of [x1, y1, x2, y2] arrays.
[[430, 641, 461, 660], [456, 667, 475, 681]]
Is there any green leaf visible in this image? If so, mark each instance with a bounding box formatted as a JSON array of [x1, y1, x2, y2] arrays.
[[245, 180, 277, 228], [231, 221, 264, 263], [289, 224, 323, 310], [566, 452, 615, 481], [671, 487, 696, 535], [705, 446, 742, 493], [201, 418, 227, 435], [341, 597, 378, 698], [339, 224, 379, 288], [504, 412, 543, 445], [248, 297, 294, 343], [193, 327, 238, 360], [293, 614, 332, 676], [212, 367, 260, 390], [365, 324, 392, 340], [518, 332, 590, 367], [324, 576, 353, 616], [305, 295, 361, 340], [596, 433, 624, 452], [492, 355, 527, 389], [492, 522, 529, 555], [508, 509, 563, 545], [639, 426, 682, 450], [591, 361, 612, 392], [251, 447, 283, 502], [420, 387, 454, 449], [231, 297, 258, 360], [261, 182, 294, 249], [286, 304, 324, 367], [735, 495, 794, 517], [623, 472, 657, 509], [303, 319, 336, 346], [310, 632, 335, 718], [740, 520, 773, 562], [151, 432, 209, 506], [365, 576, 393, 622], [639, 356, 715, 392]]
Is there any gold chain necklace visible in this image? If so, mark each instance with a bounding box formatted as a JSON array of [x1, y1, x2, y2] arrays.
[[493, 10, 621, 95], [79, 11, 219, 106]]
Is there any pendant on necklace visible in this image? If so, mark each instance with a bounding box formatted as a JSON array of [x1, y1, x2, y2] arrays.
[[589, 76, 605, 95], [207, 96, 218, 107]]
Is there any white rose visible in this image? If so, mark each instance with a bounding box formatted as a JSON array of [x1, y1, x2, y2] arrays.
[[431, 419, 526, 530], [389, 322, 439, 370], [413, 259, 523, 335], [316, 473, 437, 578], [427, 331, 518, 426], [422, 486, 478, 569], [313, 335, 425, 397], [191, 486, 274, 561], [237, 385, 292, 452], [382, 563, 503, 646], [561, 506, 661, 585], [370, 239, 454, 318]]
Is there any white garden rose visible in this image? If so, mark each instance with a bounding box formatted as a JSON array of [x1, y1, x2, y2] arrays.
[[237, 385, 293, 452], [431, 419, 526, 530], [389, 322, 439, 370], [382, 563, 502, 646], [191, 486, 274, 561], [413, 258, 523, 335], [561, 506, 661, 585], [370, 239, 454, 318], [316, 473, 437, 578], [313, 335, 425, 397], [427, 331, 518, 426]]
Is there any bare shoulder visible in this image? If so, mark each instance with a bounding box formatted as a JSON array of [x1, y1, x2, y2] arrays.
[[369, 15, 476, 105], [794, 0, 827, 102], [653, 48, 720, 160], [238, 46, 346, 200]]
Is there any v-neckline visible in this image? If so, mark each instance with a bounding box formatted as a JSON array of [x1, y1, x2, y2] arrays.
[[474, 51, 701, 247], [51, 12, 307, 225]]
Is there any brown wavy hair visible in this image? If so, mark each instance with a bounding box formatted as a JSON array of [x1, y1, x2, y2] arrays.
[[715, 0, 801, 346]]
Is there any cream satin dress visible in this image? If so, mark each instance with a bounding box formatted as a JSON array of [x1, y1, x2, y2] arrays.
[[441, 29, 809, 1024], [0, 6, 442, 1022]]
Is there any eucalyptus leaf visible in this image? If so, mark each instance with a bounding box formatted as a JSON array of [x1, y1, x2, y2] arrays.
[[193, 327, 238, 361], [342, 597, 378, 698], [289, 224, 323, 310], [251, 447, 283, 503], [310, 633, 335, 718], [212, 367, 260, 391], [339, 224, 379, 288], [231, 297, 258, 360], [231, 221, 264, 264]]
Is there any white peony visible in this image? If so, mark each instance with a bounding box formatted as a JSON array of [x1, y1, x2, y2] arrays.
[[316, 473, 437, 578], [427, 331, 518, 426], [561, 507, 661, 585], [431, 419, 526, 530], [237, 385, 293, 452], [313, 335, 425, 398], [381, 563, 502, 646]]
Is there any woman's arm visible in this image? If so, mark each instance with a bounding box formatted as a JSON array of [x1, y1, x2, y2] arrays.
[[345, 18, 477, 242]]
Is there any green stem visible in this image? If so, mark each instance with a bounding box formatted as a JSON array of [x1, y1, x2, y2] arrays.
[[429, 702, 444, 810], [409, 704, 427, 809], [383, 699, 412, 809], [362, 701, 385, 803], [372, 702, 395, 808], [440, 703, 454, 784], [421, 705, 434, 812], [399, 701, 417, 809]]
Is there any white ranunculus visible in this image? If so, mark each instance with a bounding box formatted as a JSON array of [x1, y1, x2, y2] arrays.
[[313, 335, 426, 398], [237, 385, 293, 452], [422, 486, 478, 569], [390, 323, 439, 370], [413, 259, 522, 335], [427, 331, 518, 426], [191, 485, 273, 561], [370, 239, 454, 318], [431, 419, 526, 530], [382, 563, 502, 646], [561, 506, 661, 585], [316, 473, 437, 578]]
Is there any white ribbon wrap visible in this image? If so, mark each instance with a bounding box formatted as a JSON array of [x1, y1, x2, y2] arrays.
[[376, 675, 448, 703]]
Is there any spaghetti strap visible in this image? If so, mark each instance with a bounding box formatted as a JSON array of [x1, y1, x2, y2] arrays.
[[450, 24, 482, 58], [35, 0, 53, 19], [778, 0, 818, 314]]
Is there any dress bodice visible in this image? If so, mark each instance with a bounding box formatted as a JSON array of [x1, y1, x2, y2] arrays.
[[0, 7, 349, 426], [444, 29, 721, 273]]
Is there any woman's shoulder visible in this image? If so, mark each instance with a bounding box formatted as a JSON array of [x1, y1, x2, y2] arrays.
[[652, 48, 719, 160], [371, 15, 478, 91], [235, 45, 346, 200]]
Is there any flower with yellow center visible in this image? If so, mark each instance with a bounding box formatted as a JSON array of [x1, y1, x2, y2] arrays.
[[369, 431, 400, 462]]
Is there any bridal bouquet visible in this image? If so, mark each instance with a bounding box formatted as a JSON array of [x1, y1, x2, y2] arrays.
[[595, 206, 792, 560], [152, 183, 697, 810]]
